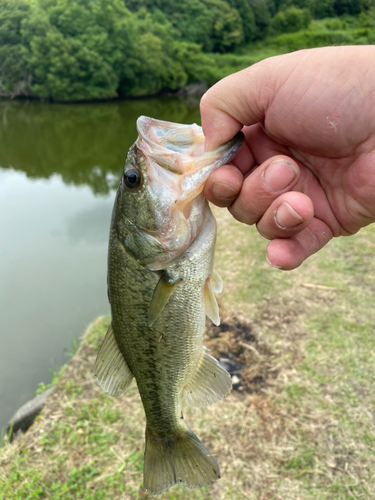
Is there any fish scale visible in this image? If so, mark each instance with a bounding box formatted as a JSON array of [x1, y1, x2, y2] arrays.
[[94, 116, 244, 495]]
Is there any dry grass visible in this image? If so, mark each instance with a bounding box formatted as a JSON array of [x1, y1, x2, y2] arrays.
[[1, 208, 375, 499]]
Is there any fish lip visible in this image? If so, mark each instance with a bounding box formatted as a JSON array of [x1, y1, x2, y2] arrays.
[[136, 116, 244, 177], [136, 116, 203, 155], [136, 116, 202, 175]]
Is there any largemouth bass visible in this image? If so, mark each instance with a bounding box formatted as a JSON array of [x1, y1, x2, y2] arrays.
[[94, 116, 244, 495]]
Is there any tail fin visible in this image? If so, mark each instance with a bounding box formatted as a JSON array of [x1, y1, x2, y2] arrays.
[[143, 423, 220, 495]]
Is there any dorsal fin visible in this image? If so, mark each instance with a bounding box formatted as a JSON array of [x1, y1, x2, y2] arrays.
[[184, 347, 232, 407], [94, 323, 133, 396]]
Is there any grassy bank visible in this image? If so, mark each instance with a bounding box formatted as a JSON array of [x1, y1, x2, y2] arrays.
[[1, 206, 374, 499]]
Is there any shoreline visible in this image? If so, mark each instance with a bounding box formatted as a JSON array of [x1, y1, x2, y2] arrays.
[[0, 83, 208, 105]]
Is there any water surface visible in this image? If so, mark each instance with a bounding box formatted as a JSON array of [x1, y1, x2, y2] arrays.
[[0, 98, 200, 431]]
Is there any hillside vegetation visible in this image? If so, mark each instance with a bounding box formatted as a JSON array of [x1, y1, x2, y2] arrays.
[[0, 0, 374, 100]]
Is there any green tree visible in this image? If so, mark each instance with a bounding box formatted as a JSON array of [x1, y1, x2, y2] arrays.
[[117, 9, 187, 96], [119, 33, 187, 97], [227, 0, 256, 42], [29, 31, 119, 100], [0, 0, 32, 96], [270, 6, 311, 34], [277, 0, 314, 9], [334, 0, 371, 15], [249, 0, 273, 40], [173, 42, 216, 85], [22, 0, 135, 100], [313, 0, 335, 18], [124, 0, 245, 52], [357, 10, 375, 28]]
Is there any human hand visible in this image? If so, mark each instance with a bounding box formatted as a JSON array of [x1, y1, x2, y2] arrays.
[[200, 46, 375, 270]]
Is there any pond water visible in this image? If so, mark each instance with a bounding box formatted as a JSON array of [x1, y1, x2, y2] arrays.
[[0, 98, 200, 431]]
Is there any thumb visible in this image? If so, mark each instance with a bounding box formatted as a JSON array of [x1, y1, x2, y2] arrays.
[[200, 57, 278, 151]]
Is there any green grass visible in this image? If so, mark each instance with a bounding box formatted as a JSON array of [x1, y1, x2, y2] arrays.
[[1, 212, 375, 499], [35, 365, 67, 397], [0, 453, 125, 500]]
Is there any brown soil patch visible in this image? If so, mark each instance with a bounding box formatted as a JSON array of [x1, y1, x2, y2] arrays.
[[205, 297, 306, 395]]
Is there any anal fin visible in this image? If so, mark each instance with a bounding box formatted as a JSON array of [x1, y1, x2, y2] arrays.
[[94, 323, 133, 397], [184, 347, 232, 407]]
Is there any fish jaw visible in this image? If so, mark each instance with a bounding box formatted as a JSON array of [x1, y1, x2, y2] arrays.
[[133, 116, 244, 269], [136, 115, 244, 187]]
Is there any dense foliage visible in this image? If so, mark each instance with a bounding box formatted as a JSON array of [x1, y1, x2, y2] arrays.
[[0, 0, 373, 100]]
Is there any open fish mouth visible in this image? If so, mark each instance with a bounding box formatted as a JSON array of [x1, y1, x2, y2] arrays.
[[123, 116, 244, 270], [136, 117, 205, 174], [136, 116, 244, 200]]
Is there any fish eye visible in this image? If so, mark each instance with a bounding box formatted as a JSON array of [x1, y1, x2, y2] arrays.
[[123, 168, 142, 190]]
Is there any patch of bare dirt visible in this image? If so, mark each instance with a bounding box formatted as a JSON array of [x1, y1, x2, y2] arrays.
[[205, 297, 307, 395]]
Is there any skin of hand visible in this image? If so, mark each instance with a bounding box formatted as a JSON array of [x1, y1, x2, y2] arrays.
[[200, 46, 375, 270]]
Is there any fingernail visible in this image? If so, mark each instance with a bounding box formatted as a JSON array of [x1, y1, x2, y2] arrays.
[[275, 201, 304, 229], [263, 160, 297, 192], [212, 182, 239, 201]]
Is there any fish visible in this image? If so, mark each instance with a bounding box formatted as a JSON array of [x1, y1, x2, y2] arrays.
[[94, 116, 244, 495]]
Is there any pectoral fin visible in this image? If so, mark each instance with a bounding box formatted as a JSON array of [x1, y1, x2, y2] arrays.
[[184, 347, 232, 407], [148, 271, 181, 327], [210, 269, 223, 293], [94, 323, 133, 397], [203, 277, 220, 326]]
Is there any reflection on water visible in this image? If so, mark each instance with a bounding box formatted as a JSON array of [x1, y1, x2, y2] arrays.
[[0, 98, 200, 430], [66, 204, 114, 244], [0, 98, 200, 194]]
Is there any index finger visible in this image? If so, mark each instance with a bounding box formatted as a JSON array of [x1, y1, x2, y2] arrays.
[[200, 62, 272, 150]]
